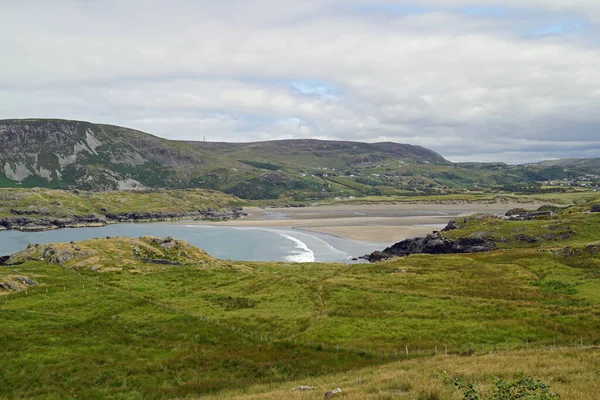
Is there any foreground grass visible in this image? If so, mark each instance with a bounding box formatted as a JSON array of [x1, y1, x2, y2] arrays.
[[0, 261, 378, 399], [2, 196, 600, 398], [93, 250, 600, 352], [200, 347, 600, 399]]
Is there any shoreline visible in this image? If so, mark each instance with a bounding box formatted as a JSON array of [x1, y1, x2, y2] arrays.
[[0, 201, 548, 242], [202, 201, 546, 242], [0, 208, 246, 233]]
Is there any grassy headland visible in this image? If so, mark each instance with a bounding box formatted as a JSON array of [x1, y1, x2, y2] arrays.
[[0, 188, 247, 231]]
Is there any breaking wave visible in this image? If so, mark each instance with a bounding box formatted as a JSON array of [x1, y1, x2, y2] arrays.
[[279, 233, 315, 262]]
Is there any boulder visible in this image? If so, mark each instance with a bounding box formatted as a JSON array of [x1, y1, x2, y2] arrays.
[[324, 388, 342, 398], [515, 234, 542, 243], [441, 219, 459, 231], [506, 208, 528, 217], [292, 386, 316, 391]]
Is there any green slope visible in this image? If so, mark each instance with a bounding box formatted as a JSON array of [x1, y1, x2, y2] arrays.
[[2, 118, 600, 200]]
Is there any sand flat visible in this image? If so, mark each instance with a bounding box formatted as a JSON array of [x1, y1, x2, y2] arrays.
[[201, 201, 544, 242]]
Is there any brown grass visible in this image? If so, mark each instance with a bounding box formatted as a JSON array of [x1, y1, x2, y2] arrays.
[[198, 347, 600, 400]]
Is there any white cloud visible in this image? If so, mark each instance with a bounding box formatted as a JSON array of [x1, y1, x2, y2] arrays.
[[1, 0, 600, 163]]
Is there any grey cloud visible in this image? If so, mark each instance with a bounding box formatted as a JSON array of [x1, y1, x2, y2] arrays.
[[1, 0, 600, 163]]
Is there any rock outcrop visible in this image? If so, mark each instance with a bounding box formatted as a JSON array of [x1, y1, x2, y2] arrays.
[[362, 232, 496, 262], [4, 243, 97, 267], [0, 275, 39, 292]]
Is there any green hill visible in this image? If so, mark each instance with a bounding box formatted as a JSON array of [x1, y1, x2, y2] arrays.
[[2, 118, 600, 200]]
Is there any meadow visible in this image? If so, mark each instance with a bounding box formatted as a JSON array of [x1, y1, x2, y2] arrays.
[[1, 195, 600, 398]]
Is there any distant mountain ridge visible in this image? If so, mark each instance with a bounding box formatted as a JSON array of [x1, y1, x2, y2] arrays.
[[1, 119, 598, 199]]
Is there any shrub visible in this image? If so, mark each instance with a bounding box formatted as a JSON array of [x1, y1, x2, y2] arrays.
[[446, 373, 561, 400]]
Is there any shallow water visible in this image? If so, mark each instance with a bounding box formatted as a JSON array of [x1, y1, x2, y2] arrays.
[[0, 222, 389, 263]]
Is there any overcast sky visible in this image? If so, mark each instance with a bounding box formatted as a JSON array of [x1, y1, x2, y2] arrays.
[[1, 1, 600, 163]]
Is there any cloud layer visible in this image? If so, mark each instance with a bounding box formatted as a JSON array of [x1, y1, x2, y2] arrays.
[[1, 0, 599, 163]]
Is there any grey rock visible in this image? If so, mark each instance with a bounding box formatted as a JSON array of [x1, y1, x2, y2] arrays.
[[324, 388, 342, 398], [292, 386, 316, 391], [362, 232, 496, 262]]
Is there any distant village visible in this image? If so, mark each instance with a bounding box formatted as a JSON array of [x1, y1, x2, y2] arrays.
[[542, 174, 600, 191]]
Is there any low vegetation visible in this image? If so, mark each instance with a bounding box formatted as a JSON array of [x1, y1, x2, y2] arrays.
[[443, 196, 600, 250], [2, 193, 600, 398], [200, 348, 599, 399], [0, 187, 245, 219], [2, 210, 599, 398]]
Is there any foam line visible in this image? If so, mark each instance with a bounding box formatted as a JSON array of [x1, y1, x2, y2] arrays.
[[279, 233, 316, 262]]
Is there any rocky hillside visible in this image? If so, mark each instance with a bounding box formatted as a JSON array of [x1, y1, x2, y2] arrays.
[[0, 119, 446, 198], [2, 118, 599, 199], [1, 236, 227, 272]]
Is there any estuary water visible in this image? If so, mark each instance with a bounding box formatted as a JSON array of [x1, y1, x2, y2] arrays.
[[0, 222, 388, 263]]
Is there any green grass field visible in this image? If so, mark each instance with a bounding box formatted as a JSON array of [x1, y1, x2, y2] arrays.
[[2, 195, 600, 398]]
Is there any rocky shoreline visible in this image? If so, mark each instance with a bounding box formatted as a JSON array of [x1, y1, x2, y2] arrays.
[[360, 219, 496, 262], [0, 207, 247, 232]]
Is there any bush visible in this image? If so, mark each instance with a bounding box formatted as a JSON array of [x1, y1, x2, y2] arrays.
[[446, 373, 561, 400]]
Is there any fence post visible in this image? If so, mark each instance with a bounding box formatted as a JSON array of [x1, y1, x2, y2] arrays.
[[435, 345, 437, 355], [405, 345, 408, 356], [445, 345, 447, 355]]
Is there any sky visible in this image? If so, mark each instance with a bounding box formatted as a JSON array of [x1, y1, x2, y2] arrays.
[[1, 0, 600, 164]]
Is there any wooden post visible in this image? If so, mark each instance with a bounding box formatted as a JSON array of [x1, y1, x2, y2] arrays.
[[435, 345, 437, 355], [506, 339, 509, 352], [445, 345, 447, 355], [336, 344, 339, 352], [405, 345, 408, 356]]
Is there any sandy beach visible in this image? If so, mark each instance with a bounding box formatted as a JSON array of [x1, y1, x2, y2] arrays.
[[204, 201, 547, 243]]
